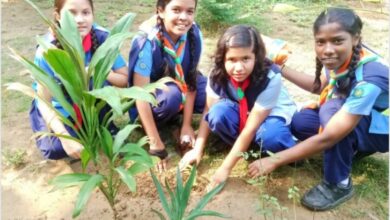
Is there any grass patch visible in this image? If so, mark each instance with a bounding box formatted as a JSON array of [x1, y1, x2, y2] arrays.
[[2, 148, 28, 169], [352, 155, 389, 218]]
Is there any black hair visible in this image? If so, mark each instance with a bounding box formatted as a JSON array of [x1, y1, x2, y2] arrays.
[[312, 7, 363, 96], [210, 25, 271, 88], [156, 0, 198, 91]]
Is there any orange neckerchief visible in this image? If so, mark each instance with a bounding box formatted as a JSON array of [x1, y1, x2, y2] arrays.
[[156, 32, 187, 110]]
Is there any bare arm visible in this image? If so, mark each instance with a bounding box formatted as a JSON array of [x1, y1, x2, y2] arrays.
[[180, 89, 197, 144], [106, 66, 129, 88], [179, 95, 218, 168], [36, 83, 83, 158], [282, 65, 327, 95], [248, 109, 362, 177], [133, 73, 165, 151]]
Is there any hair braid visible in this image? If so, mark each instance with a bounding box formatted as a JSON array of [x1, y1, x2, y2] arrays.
[[156, 15, 175, 79], [90, 28, 99, 55], [336, 42, 362, 96], [313, 57, 323, 93], [186, 26, 197, 91]]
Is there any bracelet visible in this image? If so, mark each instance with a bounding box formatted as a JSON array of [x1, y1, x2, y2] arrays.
[[280, 64, 287, 72], [149, 149, 168, 160]]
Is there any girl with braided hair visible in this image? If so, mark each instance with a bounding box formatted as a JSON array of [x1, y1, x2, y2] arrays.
[[128, 0, 206, 172], [30, 0, 128, 159], [179, 25, 297, 187], [248, 7, 389, 211]]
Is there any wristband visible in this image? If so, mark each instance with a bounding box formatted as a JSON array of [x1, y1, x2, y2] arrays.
[[149, 149, 168, 160]]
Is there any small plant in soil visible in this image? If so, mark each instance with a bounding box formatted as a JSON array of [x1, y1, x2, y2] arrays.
[[2, 148, 27, 169], [5, 0, 163, 218], [151, 166, 228, 220]]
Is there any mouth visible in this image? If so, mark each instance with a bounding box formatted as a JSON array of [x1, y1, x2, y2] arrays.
[[175, 23, 189, 30], [321, 58, 338, 64]]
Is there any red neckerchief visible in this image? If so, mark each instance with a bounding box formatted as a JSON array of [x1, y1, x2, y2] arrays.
[[72, 32, 91, 130], [230, 77, 250, 132], [82, 32, 92, 52]]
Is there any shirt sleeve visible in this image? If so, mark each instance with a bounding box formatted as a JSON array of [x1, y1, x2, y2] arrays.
[[205, 75, 220, 99], [254, 73, 282, 110], [133, 39, 153, 77], [111, 54, 127, 70], [342, 81, 382, 115]]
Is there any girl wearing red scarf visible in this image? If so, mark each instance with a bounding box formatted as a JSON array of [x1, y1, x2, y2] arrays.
[[30, 0, 128, 160], [180, 25, 297, 188]]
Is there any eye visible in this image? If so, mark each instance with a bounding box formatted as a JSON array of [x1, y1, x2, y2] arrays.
[[333, 38, 344, 45], [83, 10, 91, 16], [172, 8, 180, 13], [315, 39, 324, 46], [187, 9, 194, 15]]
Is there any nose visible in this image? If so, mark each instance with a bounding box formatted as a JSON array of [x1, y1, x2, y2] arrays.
[[74, 14, 84, 23], [234, 61, 244, 72], [323, 42, 335, 55], [178, 11, 189, 20]]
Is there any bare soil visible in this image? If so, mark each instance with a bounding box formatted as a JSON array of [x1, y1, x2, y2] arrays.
[[1, 0, 388, 220]]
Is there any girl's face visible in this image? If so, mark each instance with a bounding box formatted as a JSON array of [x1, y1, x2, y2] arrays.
[[55, 0, 94, 38], [224, 46, 256, 82], [314, 22, 359, 70], [158, 0, 196, 43]]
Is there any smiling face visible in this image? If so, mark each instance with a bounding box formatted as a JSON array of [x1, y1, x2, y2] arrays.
[[314, 22, 359, 70], [55, 0, 94, 38], [224, 46, 256, 82], [158, 0, 196, 43]]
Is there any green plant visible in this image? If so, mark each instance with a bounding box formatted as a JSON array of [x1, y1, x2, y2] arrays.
[[2, 149, 27, 169], [5, 0, 163, 218], [151, 166, 228, 220]]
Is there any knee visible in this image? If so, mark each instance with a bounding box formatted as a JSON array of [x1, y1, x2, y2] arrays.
[[36, 137, 67, 160], [206, 101, 236, 128], [153, 84, 182, 120], [319, 98, 344, 127]]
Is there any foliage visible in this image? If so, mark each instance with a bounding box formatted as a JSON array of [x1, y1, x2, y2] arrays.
[[150, 166, 228, 220], [2, 149, 27, 169], [5, 0, 162, 218]]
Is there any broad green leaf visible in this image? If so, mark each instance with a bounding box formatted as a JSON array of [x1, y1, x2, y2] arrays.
[[72, 174, 104, 218], [115, 166, 136, 192], [43, 48, 83, 104], [89, 32, 132, 88], [124, 155, 154, 167], [80, 148, 91, 170], [9, 49, 75, 119], [49, 173, 91, 190], [99, 126, 113, 157], [120, 143, 153, 166], [36, 36, 56, 51], [88, 86, 122, 115], [110, 13, 136, 36], [150, 171, 173, 219], [119, 86, 157, 106], [128, 162, 151, 175], [58, 10, 84, 63], [164, 177, 179, 218], [113, 124, 140, 154]]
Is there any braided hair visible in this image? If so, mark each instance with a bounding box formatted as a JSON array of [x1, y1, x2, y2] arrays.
[[156, 0, 199, 91], [210, 25, 271, 89], [312, 7, 363, 96]]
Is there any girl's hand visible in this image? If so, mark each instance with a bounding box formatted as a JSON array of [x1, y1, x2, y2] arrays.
[[207, 166, 230, 192], [248, 157, 277, 178], [62, 139, 84, 159], [179, 148, 202, 170], [180, 125, 195, 147], [149, 140, 168, 173]]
